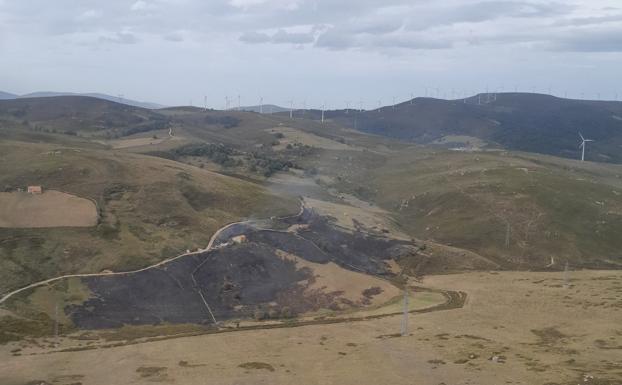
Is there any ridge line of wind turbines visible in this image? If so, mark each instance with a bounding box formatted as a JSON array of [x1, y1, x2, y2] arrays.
[[204, 86, 620, 111], [198, 88, 605, 162], [201, 87, 620, 113]]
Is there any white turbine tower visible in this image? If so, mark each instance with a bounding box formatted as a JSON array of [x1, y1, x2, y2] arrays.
[[288, 100, 294, 119], [321, 103, 326, 123], [579, 133, 594, 162], [259, 96, 264, 114]]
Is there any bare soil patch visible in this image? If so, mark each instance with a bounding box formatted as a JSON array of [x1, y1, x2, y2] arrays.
[[0, 190, 97, 228]]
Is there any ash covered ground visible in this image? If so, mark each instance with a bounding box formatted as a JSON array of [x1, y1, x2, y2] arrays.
[[69, 208, 416, 329]]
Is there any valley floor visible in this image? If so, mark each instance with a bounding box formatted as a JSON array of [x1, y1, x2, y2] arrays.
[[1, 270, 620, 385]]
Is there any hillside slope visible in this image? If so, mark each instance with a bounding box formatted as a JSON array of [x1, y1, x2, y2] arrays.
[[324, 93, 622, 163], [0, 96, 169, 137], [0, 91, 164, 109], [326, 147, 622, 270], [0, 140, 298, 293], [0, 91, 17, 100]]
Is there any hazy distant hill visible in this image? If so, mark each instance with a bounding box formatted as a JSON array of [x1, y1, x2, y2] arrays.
[[324, 93, 622, 163], [237, 104, 289, 114], [0, 95, 169, 136], [0, 91, 17, 100], [0, 90, 165, 109]]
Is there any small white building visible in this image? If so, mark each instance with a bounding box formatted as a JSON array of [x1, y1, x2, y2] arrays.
[[231, 235, 247, 244]]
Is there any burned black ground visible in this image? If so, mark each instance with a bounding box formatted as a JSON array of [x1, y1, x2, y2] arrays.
[[65, 210, 414, 329]]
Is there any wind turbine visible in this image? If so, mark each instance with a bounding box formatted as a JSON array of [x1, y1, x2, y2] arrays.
[[579, 133, 594, 162], [259, 96, 264, 114], [321, 103, 326, 123]]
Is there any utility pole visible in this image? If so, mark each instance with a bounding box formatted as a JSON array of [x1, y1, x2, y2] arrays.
[[401, 288, 409, 336], [563, 261, 570, 288], [54, 302, 59, 346]]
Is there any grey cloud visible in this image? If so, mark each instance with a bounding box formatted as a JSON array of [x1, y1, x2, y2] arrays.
[[239, 29, 315, 44], [99, 32, 138, 44], [554, 14, 622, 27], [346, 17, 405, 35], [239, 31, 272, 43], [271, 29, 315, 44], [548, 29, 622, 52], [163, 32, 184, 42], [315, 27, 451, 51], [407, 1, 572, 31], [314, 29, 355, 50]]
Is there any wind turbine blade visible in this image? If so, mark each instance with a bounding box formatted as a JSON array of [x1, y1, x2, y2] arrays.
[[579, 132, 585, 141]]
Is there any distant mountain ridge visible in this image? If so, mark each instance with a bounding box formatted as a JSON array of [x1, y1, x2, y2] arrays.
[[320, 93, 622, 163], [0, 91, 17, 100], [0, 90, 165, 109], [237, 104, 289, 114], [0, 95, 170, 136]]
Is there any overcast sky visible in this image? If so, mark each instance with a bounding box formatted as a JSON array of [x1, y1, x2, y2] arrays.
[[1, 0, 621, 108]]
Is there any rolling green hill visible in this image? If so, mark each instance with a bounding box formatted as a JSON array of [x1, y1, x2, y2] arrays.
[[0, 140, 298, 293], [3, 95, 622, 276], [325, 147, 622, 270]]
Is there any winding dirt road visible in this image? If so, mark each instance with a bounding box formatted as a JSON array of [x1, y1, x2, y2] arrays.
[[0, 220, 245, 306], [0, 199, 468, 346], [0, 201, 308, 306]]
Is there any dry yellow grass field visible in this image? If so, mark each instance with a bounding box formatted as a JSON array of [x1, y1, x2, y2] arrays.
[[276, 250, 400, 307], [0, 190, 98, 228], [268, 126, 357, 151], [2, 270, 619, 385]]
